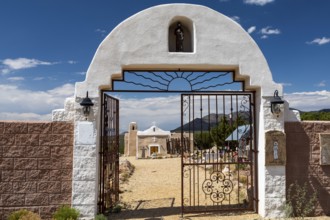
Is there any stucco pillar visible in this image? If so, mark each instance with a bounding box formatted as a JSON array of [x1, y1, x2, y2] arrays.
[[259, 96, 286, 218], [71, 95, 99, 220]]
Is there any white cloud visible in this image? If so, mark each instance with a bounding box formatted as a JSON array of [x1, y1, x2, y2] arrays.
[[1, 85, 328, 127], [95, 28, 107, 34], [261, 26, 281, 35], [0, 83, 74, 121], [285, 90, 330, 111], [33, 77, 45, 81], [95, 28, 108, 37], [280, 82, 292, 87], [259, 26, 281, 39], [118, 91, 330, 132], [0, 112, 51, 121], [0, 58, 55, 74], [7, 77, 25, 81], [68, 60, 78, 64], [118, 95, 181, 132], [306, 37, 330, 45], [230, 16, 240, 23], [48, 83, 75, 97], [76, 71, 86, 76], [247, 26, 256, 34], [315, 80, 326, 87], [244, 0, 274, 6]]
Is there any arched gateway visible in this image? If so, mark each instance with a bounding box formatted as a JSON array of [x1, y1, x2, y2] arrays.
[[54, 4, 287, 219]]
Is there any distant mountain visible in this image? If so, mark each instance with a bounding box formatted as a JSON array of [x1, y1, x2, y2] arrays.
[[292, 108, 330, 113], [299, 109, 330, 121], [170, 109, 330, 132], [171, 117, 215, 132], [319, 109, 330, 113], [171, 112, 250, 132]]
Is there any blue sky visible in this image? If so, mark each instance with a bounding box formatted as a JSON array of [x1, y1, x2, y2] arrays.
[[0, 0, 330, 124]]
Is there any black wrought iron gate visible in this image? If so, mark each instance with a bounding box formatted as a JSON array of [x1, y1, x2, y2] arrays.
[[181, 93, 257, 213], [98, 93, 119, 213]]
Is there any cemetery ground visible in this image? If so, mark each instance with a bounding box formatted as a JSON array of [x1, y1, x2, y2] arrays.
[[109, 156, 330, 220]]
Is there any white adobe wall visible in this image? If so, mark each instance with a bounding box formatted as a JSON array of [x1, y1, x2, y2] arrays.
[[58, 4, 286, 219], [52, 97, 75, 122]]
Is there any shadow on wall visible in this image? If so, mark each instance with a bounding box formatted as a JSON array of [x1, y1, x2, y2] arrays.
[[285, 121, 330, 216]]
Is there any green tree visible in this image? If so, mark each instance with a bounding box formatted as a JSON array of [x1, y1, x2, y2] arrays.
[[301, 112, 330, 121], [211, 116, 230, 147], [194, 131, 213, 150], [210, 115, 245, 148]]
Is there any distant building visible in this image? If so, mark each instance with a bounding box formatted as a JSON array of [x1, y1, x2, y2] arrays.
[[124, 122, 193, 158]]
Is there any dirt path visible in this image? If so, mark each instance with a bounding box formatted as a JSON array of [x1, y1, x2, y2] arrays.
[[110, 156, 260, 220], [109, 156, 329, 220]]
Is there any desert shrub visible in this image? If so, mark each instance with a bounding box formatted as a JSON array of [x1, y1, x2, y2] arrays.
[[8, 209, 29, 220], [19, 212, 41, 220], [238, 175, 248, 185], [52, 205, 80, 220], [94, 214, 107, 220], [8, 209, 41, 220], [235, 163, 248, 170], [111, 204, 122, 213], [286, 181, 317, 219]]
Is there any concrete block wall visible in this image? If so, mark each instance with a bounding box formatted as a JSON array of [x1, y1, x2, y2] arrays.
[[286, 121, 330, 216], [0, 121, 74, 220]]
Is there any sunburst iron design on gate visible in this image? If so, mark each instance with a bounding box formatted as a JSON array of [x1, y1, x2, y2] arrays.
[[112, 70, 243, 92]]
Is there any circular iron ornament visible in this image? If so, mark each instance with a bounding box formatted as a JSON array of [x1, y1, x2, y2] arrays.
[[202, 179, 214, 195], [222, 179, 233, 194], [202, 171, 233, 203], [210, 170, 225, 182], [211, 191, 225, 203]]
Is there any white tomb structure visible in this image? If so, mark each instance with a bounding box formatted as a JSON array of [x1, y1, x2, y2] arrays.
[[53, 3, 298, 219]]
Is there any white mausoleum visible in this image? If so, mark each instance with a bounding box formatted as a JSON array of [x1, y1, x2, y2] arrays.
[[53, 3, 299, 219]]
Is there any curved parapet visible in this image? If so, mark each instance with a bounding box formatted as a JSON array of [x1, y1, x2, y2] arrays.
[[76, 3, 281, 98]]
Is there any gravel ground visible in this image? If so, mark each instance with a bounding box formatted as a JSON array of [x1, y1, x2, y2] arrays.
[[109, 156, 329, 220]]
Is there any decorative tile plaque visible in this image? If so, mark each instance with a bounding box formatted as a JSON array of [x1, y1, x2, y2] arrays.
[[265, 130, 286, 166]]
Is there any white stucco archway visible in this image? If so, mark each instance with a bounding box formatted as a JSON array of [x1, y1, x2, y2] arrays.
[[55, 4, 287, 219]]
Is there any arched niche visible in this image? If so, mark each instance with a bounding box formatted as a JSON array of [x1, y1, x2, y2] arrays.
[[168, 16, 194, 52]]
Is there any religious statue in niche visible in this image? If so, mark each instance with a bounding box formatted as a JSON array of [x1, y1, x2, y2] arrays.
[[174, 22, 184, 52], [265, 130, 286, 166], [273, 141, 279, 160]]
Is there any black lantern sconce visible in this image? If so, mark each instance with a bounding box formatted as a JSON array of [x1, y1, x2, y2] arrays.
[[270, 90, 284, 117], [80, 91, 94, 118]]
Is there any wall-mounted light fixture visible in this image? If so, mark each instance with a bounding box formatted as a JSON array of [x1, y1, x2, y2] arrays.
[[270, 90, 284, 117], [80, 91, 94, 118]]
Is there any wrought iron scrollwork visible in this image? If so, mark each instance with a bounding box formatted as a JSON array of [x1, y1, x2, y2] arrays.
[[202, 171, 233, 203], [113, 71, 243, 92], [98, 94, 119, 214], [239, 95, 251, 122]]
